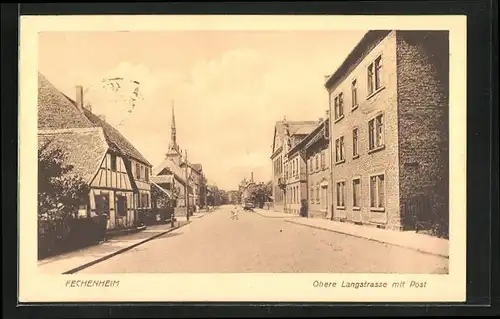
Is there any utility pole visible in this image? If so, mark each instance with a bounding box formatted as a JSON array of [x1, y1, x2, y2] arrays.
[[184, 149, 190, 222]]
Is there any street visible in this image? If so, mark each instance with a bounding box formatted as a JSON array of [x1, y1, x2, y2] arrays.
[[79, 205, 448, 274]]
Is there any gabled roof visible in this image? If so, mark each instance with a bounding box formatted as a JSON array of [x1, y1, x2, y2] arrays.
[[38, 128, 108, 184], [287, 118, 329, 156], [271, 120, 318, 158], [38, 72, 152, 167], [38, 73, 94, 130], [153, 158, 187, 185], [83, 110, 152, 167], [271, 120, 318, 154]]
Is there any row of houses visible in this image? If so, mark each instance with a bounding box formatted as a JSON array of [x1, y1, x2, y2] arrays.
[[271, 30, 449, 235], [38, 73, 212, 232]]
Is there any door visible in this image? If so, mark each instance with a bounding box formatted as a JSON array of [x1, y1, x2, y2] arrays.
[[323, 186, 329, 218], [94, 193, 110, 229]]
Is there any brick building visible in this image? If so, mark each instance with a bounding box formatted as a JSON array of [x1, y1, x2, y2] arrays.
[[325, 30, 449, 233], [270, 119, 318, 213]]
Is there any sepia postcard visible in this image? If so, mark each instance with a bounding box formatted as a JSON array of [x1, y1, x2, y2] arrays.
[[19, 15, 467, 303]]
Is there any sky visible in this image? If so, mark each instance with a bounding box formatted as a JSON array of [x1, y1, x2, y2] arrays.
[[38, 30, 366, 190]]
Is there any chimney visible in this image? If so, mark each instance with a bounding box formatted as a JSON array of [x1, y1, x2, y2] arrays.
[[98, 114, 106, 122], [250, 172, 254, 182], [318, 117, 324, 123], [75, 86, 84, 110], [325, 109, 330, 118], [324, 74, 330, 82]]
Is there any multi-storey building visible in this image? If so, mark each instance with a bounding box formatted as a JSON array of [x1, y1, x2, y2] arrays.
[[270, 119, 318, 214], [325, 30, 449, 232], [305, 116, 331, 219]]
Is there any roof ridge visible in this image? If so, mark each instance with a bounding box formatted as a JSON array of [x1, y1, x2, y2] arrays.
[[38, 127, 103, 135]]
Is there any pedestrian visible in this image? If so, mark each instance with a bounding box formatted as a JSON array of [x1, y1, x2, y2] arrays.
[[230, 205, 239, 220]]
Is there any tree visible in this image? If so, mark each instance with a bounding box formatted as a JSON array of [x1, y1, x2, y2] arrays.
[[248, 181, 273, 208], [38, 141, 90, 220]]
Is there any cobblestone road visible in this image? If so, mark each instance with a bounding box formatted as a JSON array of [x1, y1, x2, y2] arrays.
[[80, 205, 448, 274]]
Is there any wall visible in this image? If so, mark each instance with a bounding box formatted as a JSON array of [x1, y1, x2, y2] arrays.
[[284, 151, 306, 214], [328, 31, 401, 229], [90, 152, 136, 229], [396, 31, 449, 231], [306, 138, 331, 219], [271, 149, 284, 211], [130, 159, 152, 209]]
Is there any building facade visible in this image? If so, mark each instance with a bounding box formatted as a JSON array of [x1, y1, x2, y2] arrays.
[[304, 117, 331, 219], [325, 30, 449, 232], [271, 119, 318, 214]]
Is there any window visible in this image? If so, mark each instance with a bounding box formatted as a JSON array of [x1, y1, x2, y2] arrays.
[[316, 184, 320, 203], [335, 136, 345, 163], [370, 174, 385, 209], [351, 79, 358, 108], [320, 151, 325, 169], [339, 93, 344, 118], [141, 193, 150, 208], [375, 56, 382, 90], [136, 163, 141, 179], [295, 158, 299, 176], [368, 114, 385, 150], [116, 195, 127, 216], [95, 193, 110, 216], [110, 154, 117, 171], [145, 167, 149, 182], [334, 93, 344, 121], [336, 181, 345, 207], [353, 128, 359, 157], [367, 63, 374, 94], [334, 96, 339, 120], [310, 187, 314, 201], [352, 178, 361, 208], [315, 154, 319, 171], [368, 55, 382, 95]]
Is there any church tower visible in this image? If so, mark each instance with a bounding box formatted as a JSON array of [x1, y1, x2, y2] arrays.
[[166, 101, 182, 164]]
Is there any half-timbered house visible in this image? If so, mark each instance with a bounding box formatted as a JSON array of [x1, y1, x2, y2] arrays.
[[37, 73, 152, 230]]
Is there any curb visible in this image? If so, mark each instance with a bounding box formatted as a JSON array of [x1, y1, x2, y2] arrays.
[[62, 221, 191, 274], [253, 211, 300, 219], [284, 220, 449, 259]]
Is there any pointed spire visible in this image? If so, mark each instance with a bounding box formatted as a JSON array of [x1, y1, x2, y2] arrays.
[[171, 100, 177, 146], [166, 100, 180, 158]]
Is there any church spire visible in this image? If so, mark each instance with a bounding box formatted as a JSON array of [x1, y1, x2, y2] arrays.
[[166, 100, 180, 159], [171, 101, 177, 146]]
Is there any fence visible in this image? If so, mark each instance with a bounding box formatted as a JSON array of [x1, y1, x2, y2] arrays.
[[38, 216, 107, 260], [401, 193, 449, 239]]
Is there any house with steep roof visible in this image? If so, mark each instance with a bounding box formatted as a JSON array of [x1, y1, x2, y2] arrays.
[[38, 73, 152, 230], [270, 118, 319, 213], [284, 113, 331, 219]]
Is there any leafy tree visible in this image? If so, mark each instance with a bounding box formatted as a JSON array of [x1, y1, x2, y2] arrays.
[[248, 181, 273, 208], [38, 140, 90, 221]]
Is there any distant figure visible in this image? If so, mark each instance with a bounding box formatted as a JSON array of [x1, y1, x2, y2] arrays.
[[230, 205, 239, 220]]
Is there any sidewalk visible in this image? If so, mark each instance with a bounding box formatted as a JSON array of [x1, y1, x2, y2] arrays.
[[254, 209, 449, 258], [38, 221, 190, 274]]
